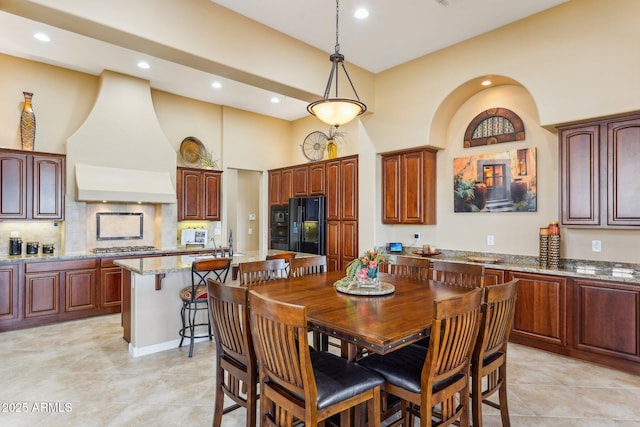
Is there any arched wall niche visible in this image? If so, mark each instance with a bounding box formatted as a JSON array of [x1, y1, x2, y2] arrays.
[[428, 75, 540, 150]]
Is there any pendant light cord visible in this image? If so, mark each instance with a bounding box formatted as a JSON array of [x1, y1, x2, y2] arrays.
[[334, 0, 340, 54]]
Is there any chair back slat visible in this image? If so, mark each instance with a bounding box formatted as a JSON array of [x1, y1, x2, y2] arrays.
[[249, 291, 314, 401], [432, 260, 484, 288], [427, 287, 483, 385], [476, 279, 518, 359], [289, 255, 327, 278], [207, 279, 253, 367], [387, 255, 430, 281], [239, 259, 287, 285]]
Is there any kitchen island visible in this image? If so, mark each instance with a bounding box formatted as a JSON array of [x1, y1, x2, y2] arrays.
[[115, 250, 312, 357]]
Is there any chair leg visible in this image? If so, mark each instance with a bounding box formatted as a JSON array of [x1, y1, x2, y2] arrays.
[[188, 304, 197, 357], [213, 364, 225, 427], [245, 378, 257, 427], [471, 365, 483, 427], [179, 303, 186, 348], [498, 364, 511, 427]]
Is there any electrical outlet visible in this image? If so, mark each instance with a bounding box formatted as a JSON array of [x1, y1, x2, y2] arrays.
[[487, 235, 495, 246], [414, 233, 420, 240], [592, 240, 602, 252], [248, 228, 253, 235]]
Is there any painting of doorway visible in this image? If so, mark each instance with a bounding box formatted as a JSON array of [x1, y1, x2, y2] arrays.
[[453, 148, 537, 212]]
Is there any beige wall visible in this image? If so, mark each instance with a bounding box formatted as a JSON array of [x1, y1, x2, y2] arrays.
[[366, 0, 640, 263], [1, 0, 639, 263]]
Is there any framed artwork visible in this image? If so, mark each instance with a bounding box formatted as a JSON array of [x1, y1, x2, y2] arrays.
[[453, 148, 536, 212]]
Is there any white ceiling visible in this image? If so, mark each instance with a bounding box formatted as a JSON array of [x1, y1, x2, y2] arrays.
[[0, 0, 567, 121]]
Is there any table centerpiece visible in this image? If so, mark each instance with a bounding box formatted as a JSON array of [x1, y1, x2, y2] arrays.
[[335, 249, 390, 294]]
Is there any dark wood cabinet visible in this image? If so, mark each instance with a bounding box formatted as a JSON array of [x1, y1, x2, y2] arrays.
[[573, 278, 640, 364], [0, 264, 19, 321], [292, 166, 309, 196], [309, 163, 325, 195], [177, 167, 222, 221], [559, 113, 640, 228], [65, 268, 97, 312], [24, 259, 98, 320], [508, 271, 568, 348], [483, 268, 505, 286], [100, 263, 123, 308], [381, 148, 436, 224], [269, 170, 283, 205], [269, 155, 358, 272], [0, 149, 65, 220]]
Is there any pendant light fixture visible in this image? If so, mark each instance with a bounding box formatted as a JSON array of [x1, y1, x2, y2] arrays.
[[307, 0, 366, 127]]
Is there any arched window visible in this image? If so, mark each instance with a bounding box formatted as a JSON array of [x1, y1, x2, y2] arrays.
[[463, 108, 525, 148]]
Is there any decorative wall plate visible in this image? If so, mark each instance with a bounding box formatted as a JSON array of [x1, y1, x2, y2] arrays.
[[180, 136, 206, 167], [467, 256, 501, 264]]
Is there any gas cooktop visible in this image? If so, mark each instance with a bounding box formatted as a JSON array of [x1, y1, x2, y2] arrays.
[[91, 245, 158, 254]]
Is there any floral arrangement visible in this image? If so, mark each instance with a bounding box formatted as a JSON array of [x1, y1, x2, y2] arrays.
[[345, 249, 388, 281]]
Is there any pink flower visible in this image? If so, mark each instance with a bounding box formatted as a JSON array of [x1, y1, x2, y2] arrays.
[[369, 260, 378, 268], [357, 267, 369, 279]]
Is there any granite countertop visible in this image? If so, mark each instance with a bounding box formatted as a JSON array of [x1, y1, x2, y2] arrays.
[[114, 250, 315, 275], [392, 249, 640, 285]]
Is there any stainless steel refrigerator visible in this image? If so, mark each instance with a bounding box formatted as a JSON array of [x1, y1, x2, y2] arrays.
[[288, 196, 326, 255]]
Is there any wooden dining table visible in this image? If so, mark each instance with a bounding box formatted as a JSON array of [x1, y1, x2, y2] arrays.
[[248, 270, 472, 360]]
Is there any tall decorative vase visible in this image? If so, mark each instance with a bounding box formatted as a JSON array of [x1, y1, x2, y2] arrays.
[[20, 92, 36, 151], [326, 139, 337, 159]]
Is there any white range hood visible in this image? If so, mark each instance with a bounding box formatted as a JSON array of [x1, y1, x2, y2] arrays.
[[76, 163, 175, 204], [67, 70, 177, 204]]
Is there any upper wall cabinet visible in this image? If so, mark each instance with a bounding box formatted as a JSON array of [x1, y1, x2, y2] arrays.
[[559, 113, 640, 228], [381, 148, 437, 224], [177, 167, 222, 221], [0, 149, 65, 221]]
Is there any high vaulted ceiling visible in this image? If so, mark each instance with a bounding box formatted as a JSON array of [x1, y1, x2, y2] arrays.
[[0, 0, 567, 121]]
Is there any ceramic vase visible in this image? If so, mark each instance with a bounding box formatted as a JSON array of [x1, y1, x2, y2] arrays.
[[20, 92, 36, 151]]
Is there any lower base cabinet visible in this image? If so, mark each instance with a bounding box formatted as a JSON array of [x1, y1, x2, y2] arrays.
[[508, 271, 640, 375], [0, 264, 19, 321]]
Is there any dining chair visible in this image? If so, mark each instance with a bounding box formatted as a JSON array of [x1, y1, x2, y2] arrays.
[[265, 251, 296, 277], [289, 255, 327, 278], [248, 290, 384, 427], [178, 257, 231, 357], [387, 255, 430, 281], [432, 260, 485, 288], [207, 279, 258, 427], [471, 279, 518, 427], [238, 258, 287, 285], [358, 287, 484, 427]]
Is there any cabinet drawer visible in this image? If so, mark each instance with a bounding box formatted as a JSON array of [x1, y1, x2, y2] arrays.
[[26, 259, 97, 273]]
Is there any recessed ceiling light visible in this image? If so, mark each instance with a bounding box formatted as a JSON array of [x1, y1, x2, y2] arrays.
[[270, 96, 281, 104], [137, 61, 150, 69], [33, 32, 50, 42], [481, 80, 492, 86], [211, 81, 222, 89], [354, 8, 369, 19]]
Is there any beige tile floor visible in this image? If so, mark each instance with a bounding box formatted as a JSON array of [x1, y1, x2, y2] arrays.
[[1, 314, 639, 426]]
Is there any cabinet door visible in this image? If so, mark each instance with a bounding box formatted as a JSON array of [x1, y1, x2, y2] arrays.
[[574, 279, 640, 361], [509, 272, 567, 347], [401, 151, 425, 223], [0, 264, 19, 321], [326, 220, 341, 272], [101, 267, 123, 308], [269, 170, 282, 205], [281, 169, 293, 204], [65, 269, 97, 312], [0, 152, 28, 219], [292, 166, 309, 196], [483, 268, 505, 286], [309, 163, 325, 195], [325, 161, 341, 221], [340, 157, 358, 221], [607, 118, 640, 226], [25, 273, 60, 318], [382, 154, 401, 224], [340, 221, 358, 270], [203, 171, 221, 221], [559, 125, 601, 226], [177, 168, 202, 220], [32, 154, 65, 220]]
